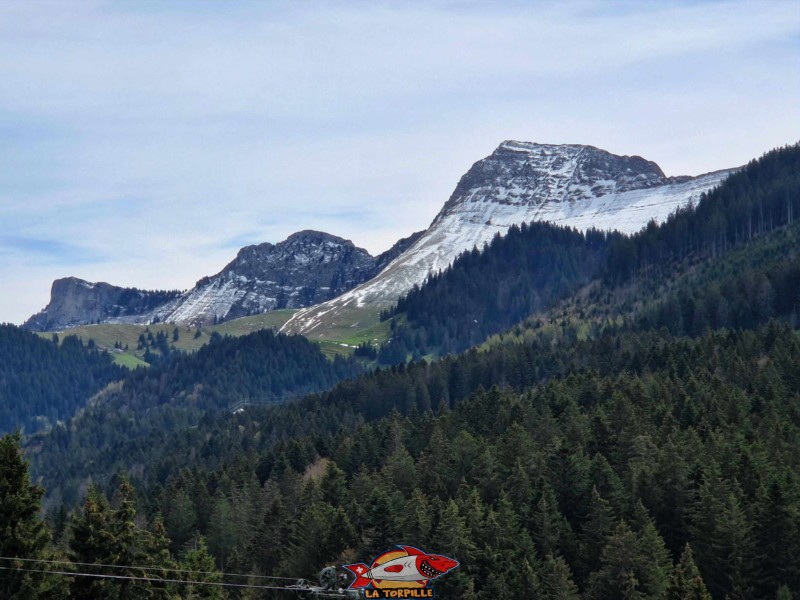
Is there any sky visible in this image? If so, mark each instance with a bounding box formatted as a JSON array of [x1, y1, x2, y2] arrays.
[[1, 0, 799, 324]]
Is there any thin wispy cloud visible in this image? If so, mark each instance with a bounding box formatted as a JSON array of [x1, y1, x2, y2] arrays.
[[0, 0, 798, 323], [0, 236, 102, 266]]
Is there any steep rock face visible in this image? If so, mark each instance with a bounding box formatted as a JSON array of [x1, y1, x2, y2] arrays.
[[23, 278, 181, 332], [153, 230, 378, 325], [438, 141, 668, 218], [151, 230, 429, 326], [282, 141, 735, 336]]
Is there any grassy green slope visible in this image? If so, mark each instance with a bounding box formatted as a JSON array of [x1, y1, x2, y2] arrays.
[[289, 303, 393, 344], [39, 309, 299, 367]]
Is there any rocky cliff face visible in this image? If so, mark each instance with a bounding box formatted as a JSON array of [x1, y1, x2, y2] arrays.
[[23, 278, 181, 332], [281, 141, 736, 337], [152, 231, 377, 326]]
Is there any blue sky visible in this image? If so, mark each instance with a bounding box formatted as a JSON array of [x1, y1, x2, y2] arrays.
[[1, 0, 798, 324]]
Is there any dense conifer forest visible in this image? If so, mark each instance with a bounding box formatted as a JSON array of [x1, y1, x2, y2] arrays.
[[379, 223, 616, 360], [0, 325, 123, 434], [152, 324, 800, 599], [6, 323, 800, 598], [27, 329, 363, 508]]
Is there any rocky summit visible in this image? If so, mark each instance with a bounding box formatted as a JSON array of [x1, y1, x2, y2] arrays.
[[151, 230, 377, 326]]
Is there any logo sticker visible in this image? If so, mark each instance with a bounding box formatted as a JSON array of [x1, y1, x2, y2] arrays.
[[343, 545, 459, 598]]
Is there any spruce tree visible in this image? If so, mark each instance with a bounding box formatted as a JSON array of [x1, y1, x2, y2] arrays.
[[585, 521, 647, 600], [70, 477, 175, 600], [632, 501, 673, 599], [776, 585, 793, 600], [577, 486, 616, 580], [541, 553, 581, 600], [669, 544, 711, 600], [532, 483, 574, 559], [69, 486, 116, 599], [689, 473, 755, 599], [163, 487, 197, 554], [432, 500, 477, 564], [753, 480, 800, 596], [0, 432, 67, 599], [181, 538, 227, 600]]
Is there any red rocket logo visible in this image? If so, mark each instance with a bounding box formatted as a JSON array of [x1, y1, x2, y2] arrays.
[[343, 545, 458, 593]]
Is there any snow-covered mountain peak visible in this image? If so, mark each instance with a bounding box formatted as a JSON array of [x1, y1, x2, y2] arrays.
[[282, 141, 736, 337], [436, 141, 668, 223]]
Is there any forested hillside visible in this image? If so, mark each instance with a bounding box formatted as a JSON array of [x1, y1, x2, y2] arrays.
[[0, 325, 122, 434], [382, 143, 800, 361], [487, 213, 800, 352], [16, 323, 798, 599], [10, 324, 800, 598], [142, 324, 800, 599], [28, 329, 363, 507], [605, 142, 800, 284], [378, 224, 615, 361]]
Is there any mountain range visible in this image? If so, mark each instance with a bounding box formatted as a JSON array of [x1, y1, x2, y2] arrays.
[[23, 230, 422, 331], [23, 141, 734, 334]]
